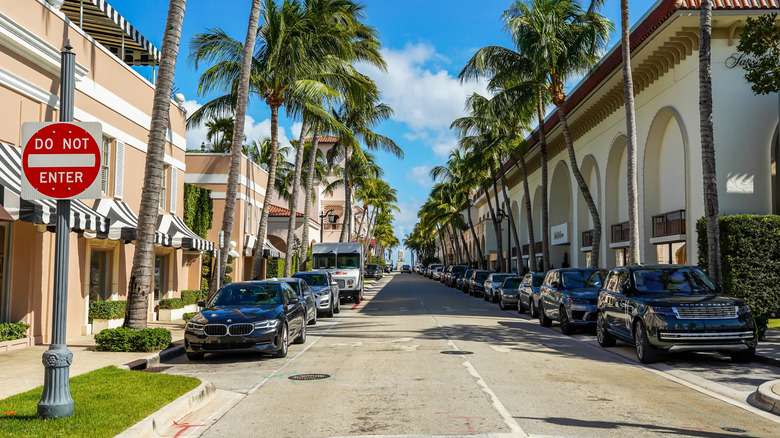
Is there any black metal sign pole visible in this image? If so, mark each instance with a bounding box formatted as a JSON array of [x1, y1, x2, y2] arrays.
[[38, 41, 75, 419]]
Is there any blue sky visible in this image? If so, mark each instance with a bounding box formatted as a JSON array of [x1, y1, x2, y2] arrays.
[[107, 0, 653, 260]]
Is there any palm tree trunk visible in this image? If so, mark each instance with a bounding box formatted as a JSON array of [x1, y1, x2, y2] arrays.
[[449, 224, 461, 264], [436, 225, 446, 263], [621, 0, 641, 265], [491, 172, 506, 272], [498, 166, 522, 272], [283, 120, 309, 276], [459, 230, 472, 267], [209, 0, 261, 292], [537, 86, 551, 272], [485, 182, 503, 272], [251, 104, 282, 279], [300, 126, 320, 270], [125, 0, 186, 330], [699, 0, 722, 285], [339, 146, 350, 242], [556, 103, 602, 268], [519, 157, 536, 273], [466, 203, 484, 268], [357, 204, 368, 244]]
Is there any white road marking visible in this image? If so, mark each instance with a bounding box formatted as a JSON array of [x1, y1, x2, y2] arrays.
[[490, 345, 512, 353]]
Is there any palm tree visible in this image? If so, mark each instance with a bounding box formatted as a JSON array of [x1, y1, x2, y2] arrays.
[[125, 0, 187, 330], [505, 0, 612, 268], [699, 0, 721, 285], [331, 98, 402, 243], [205, 117, 236, 152], [208, 0, 262, 294], [620, 0, 641, 265]]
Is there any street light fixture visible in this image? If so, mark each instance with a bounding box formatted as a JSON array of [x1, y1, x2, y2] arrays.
[[319, 208, 334, 242]]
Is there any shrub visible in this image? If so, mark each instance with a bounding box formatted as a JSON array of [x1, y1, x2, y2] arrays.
[[0, 321, 30, 342], [88, 301, 126, 323], [95, 327, 172, 352], [182, 312, 197, 321], [697, 215, 780, 317], [180, 290, 204, 305], [158, 298, 184, 310]]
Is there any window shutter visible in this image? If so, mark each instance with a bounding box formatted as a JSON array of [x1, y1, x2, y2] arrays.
[[245, 200, 251, 232], [114, 141, 124, 199], [169, 168, 177, 213]]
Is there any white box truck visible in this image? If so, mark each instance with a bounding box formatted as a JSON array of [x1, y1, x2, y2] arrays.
[[311, 242, 364, 302]]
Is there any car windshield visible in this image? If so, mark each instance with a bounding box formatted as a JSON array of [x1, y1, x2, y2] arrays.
[[211, 284, 281, 306], [293, 273, 329, 287], [312, 254, 336, 269], [337, 253, 361, 269], [586, 271, 607, 288], [280, 280, 300, 293], [633, 268, 716, 294], [503, 278, 522, 289], [475, 272, 491, 282], [365, 265, 378, 271], [560, 270, 596, 288], [492, 274, 512, 283]]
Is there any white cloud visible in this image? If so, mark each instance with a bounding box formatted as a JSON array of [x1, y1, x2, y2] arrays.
[[182, 99, 291, 151], [395, 197, 424, 244], [405, 165, 432, 188], [358, 42, 488, 156]]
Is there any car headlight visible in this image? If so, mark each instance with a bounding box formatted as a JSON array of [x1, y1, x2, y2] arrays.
[[186, 322, 205, 334], [348, 279, 354, 285], [738, 305, 751, 316], [254, 320, 281, 330], [649, 306, 675, 316]]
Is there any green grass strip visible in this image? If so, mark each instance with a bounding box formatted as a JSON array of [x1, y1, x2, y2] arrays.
[[0, 366, 199, 437], [769, 318, 780, 329]]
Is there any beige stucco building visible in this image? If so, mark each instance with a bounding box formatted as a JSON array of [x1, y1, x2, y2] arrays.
[[459, 0, 780, 273], [0, 0, 210, 345]]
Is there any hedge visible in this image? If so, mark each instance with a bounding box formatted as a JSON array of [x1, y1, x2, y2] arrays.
[[0, 321, 29, 342], [95, 327, 172, 352], [183, 183, 213, 239], [697, 215, 780, 317], [158, 298, 184, 310], [182, 312, 197, 321], [88, 301, 126, 323], [180, 290, 204, 305]]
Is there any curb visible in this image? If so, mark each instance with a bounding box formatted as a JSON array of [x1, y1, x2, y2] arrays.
[[755, 354, 780, 369], [115, 380, 217, 438], [117, 345, 185, 371], [754, 380, 780, 415]]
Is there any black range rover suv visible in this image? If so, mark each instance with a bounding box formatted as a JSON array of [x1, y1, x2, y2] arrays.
[[596, 265, 757, 364]]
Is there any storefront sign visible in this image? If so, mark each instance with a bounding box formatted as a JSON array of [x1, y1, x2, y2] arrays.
[[551, 223, 568, 245], [725, 52, 755, 69], [21, 122, 102, 200]]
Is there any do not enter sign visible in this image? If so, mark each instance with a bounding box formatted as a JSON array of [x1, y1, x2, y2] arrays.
[[21, 122, 102, 200]]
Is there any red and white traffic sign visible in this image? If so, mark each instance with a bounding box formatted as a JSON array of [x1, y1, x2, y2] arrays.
[[21, 122, 102, 200]]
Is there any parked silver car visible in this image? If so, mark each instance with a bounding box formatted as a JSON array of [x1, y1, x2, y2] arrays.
[[432, 266, 444, 281], [483, 273, 514, 303], [497, 276, 522, 310], [279, 278, 317, 326], [291, 271, 341, 318], [518, 272, 546, 317]]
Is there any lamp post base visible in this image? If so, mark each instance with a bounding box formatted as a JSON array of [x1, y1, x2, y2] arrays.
[[37, 344, 74, 419]]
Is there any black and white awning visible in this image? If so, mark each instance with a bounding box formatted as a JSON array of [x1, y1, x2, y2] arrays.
[[0, 142, 109, 233], [157, 214, 214, 252], [90, 198, 168, 244], [243, 234, 284, 259]]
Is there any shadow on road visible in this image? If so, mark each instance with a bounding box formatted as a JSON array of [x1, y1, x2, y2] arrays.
[[514, 415, 750, 437]]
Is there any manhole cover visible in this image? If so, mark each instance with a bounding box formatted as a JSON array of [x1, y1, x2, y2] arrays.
[[440, 350, 474, 355], [288, 373, 331, 381], [721, 427, 747, 433], [141, 366, 172, 373]]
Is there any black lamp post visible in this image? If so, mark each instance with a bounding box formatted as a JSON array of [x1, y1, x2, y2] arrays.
[[449, 234, 455, 264], [319, 208, 334, 242], [496, 208, 510, 273]]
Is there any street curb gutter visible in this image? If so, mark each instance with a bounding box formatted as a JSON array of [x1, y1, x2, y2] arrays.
[[117, 345, 185, 371], [754, 380, 780, 415], [115, 380, 217, 438], [755, 354, 780, 369]]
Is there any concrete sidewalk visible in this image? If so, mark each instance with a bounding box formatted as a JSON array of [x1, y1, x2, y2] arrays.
[[0, 320, 186, 400], [755, 327, 780, 414]]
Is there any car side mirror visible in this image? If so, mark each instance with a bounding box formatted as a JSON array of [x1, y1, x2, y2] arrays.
[[620, 283, 631, 294], [551, 281, 560, 289], [289, 297, 300, 304], [197, 300, 206, 307]]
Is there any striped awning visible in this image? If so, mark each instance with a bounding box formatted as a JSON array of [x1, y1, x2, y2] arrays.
[[156, 214, 214, 252], [244, 234, 285, 259], [0, 142, 109, 233], [89, 198, 167, 244], [60, 0, 161, 66]]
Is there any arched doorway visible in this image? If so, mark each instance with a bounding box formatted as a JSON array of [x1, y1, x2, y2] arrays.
[[549, 161, 573, 268], [644, 108, 688, 265], [606, 136, 630, 267], [577, 154, 600, 267]]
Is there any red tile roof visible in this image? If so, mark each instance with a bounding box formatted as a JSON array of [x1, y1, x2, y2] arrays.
[[677, 0, 780, 8], [269, 204, 303, 217], [304, 136, 339, 144]]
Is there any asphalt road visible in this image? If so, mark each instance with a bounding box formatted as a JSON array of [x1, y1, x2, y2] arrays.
[[161, 272, 780, 438]]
